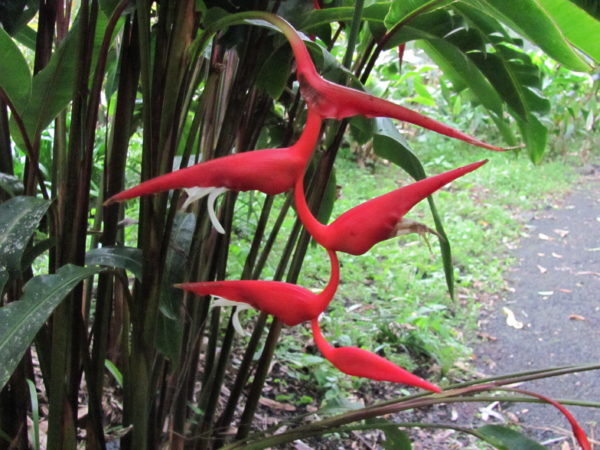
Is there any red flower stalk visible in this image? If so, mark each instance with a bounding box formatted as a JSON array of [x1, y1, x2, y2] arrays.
[[295, 160, 487, 255], [104, 109, 322, 205], [269, 15, 506, 151], [311, 318, 441, 392], [175, 249, 339, 326], [499, 387, 590, 450]]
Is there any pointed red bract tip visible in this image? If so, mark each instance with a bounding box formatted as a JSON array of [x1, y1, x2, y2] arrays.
[[104, 109, 322, 205], [176, 250, 338, 326], [298, 71, 508, 152], [311, 319, 441, 393], [295, 160, 487, 255]]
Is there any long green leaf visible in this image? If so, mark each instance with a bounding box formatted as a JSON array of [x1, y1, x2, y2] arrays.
[[384, 0, 454, 29], [476, 425, 545, 449], [416, 39, 504, 115], [366, 419, 412, 449], [300, 4, 387, 30], [0, 26, 31, 113], [85, 246, 143, 279], [467, 0, 591, 72], [372, 118, 455, 298], [517, 112, 548, 164], [538, 0, 600, 62], [392, 7, 548, 160], [0, 264, 103, 390], [0, 196, 51, 277], [0, 172, 24, 197], [157, 212, 196, 361], [10, 20, 79, 149]]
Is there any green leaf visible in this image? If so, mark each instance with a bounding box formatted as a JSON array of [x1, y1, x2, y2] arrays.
[[85, 246, 143, 280], [0, 264, 103, 390], [157, 212, 196, 361], [0, 267, 7, 296], [517, 112, 548, 164], [538, 0, 600, 62], [300, 5, 387, 31], [372, 118, 454, 298], [366, 418, 412, 449], [405, 7, 549, 160], [0, 0, 38, 35], [384, 0, 454, 30], [0, 172, 24, 196], [477, 425, 545, 449], [0, 196, 51, 277], [416, 39, 504, 116], [469, 0, 591, 72], [10, 20, 79, 149], [0, 26, 32, 112], [256, 45, 292, 100]]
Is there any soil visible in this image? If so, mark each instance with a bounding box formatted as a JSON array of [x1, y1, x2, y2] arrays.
[[474, 161, 600, 448]]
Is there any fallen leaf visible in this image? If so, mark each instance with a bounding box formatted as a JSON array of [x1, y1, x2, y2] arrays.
[[259, 397, 297, 411], [293, 440, 314, 450], [576, 271, 600, 277], [538, 233, 554, 241], [569, 314, 586, 321], [537, 252, 545, 257], [551, 252, 563, 258], [538, 291, 554, 297], [536, 264, 547, 274], [502, 307, 524, 329], [478, 332, 497, 341], [553, 228, 569, 238]]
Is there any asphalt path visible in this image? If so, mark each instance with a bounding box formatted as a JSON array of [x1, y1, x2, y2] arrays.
[[475, 163, 600, 447]]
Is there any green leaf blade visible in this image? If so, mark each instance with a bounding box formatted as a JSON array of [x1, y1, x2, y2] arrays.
[[471, 0, 591, 72], [0, 26, 32, 112], [85, 246, 143, 280], [372, 118, 454, 298], [0, 264, 103, 390], [0, 196, 51, 277], [477, 424, 546, 449]]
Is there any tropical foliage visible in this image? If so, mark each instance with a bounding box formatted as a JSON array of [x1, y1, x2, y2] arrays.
[[0, 0, 598, 448]]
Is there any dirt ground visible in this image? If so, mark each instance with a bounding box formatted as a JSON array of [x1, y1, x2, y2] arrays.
[[474, 161, 600, 448]]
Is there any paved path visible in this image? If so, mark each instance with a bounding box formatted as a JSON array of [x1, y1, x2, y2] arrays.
[[475, 164, 600, 447]]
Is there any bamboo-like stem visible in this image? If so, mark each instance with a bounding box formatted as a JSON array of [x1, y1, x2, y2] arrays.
[[341, 0, 364, 70]]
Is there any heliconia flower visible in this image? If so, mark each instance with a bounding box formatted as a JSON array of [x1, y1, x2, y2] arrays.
[[294, 160, 487, 255], [272, 16, 506, 151], [104, 109, 322, 205], [311, 318, 441, 392], [174, 249, 339, 326]]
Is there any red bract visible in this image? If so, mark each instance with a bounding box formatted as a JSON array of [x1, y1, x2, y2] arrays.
[[311, 319, 441, 392], [295, 160, 487, 255], [275, 19, 505, 151], [175, 249, 339, 326], [104, 109, 322, 205]]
